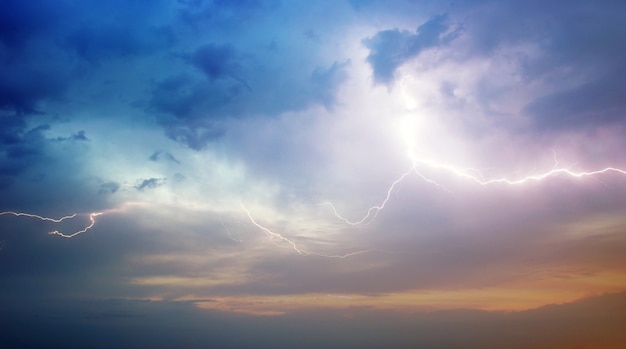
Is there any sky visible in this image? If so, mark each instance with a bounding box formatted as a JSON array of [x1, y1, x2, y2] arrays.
[[1, 0, 626, 347]]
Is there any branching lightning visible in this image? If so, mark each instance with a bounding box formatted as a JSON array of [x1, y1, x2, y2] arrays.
[[241, 203, 367, 258], [408, 156, 626, 186], [1, 203, 368, 258], [315, 167, 415, 225], [0, 210, 103, 238], [48, 212, 103, 238], [320, 130, 626, 226], [0, 203, 144, 239]]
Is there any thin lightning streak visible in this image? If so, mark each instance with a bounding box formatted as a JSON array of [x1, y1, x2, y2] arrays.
[[48, 212, 103, 238], [0, 211, 77, 222], [412, 157, 626, 186], [241, 203, 367, 258], [220, 219, 242, 243], [316, 167, 415, 225], [0, 210, 103, 238], [0, 203, 143, 238], [322, 151, 626, 225]]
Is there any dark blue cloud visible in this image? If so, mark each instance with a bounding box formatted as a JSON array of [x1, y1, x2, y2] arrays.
[[0, 64, 68, 115], [311, 60, 351, 109], [447, 0, 626, 130], [55, 130, 90, 142], [164, 120, 226, 151], [524, 70, 626, 129], [0, 0, 174, 116], [0, 0, 62, 47], [134, 178, 166, 191], [6, 1, 355, 154], [190, 43, 251, 90], [148, 74, 245, 119], [521, 3, 626, 130], [363, 14, 459, 85], [65, 23, 175, 62], [149, 150, 180, 164], [149, 51, 351, 150], [148, 75, 230, 149], [149, 75, 199, 118], [0, 119, 49, 179], [178, 0, 280, 30], [99, 181, 120, 194]]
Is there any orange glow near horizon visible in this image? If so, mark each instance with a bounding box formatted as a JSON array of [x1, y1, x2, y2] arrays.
[[162, 270, 626, 316]]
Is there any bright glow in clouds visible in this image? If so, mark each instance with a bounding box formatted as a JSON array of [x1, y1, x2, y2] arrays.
[[315, 104, 626, 225], [3, 149, 626, 245], [318, 160, 626, 225]]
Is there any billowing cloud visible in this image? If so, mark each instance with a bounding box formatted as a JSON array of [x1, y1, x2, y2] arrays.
[[134, 178, 166, 191], [363, 14, 459, 85]]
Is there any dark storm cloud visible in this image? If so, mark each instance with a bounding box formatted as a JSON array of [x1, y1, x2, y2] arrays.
[[4, 124, 50, 159], [524, 73, 626, 128], [0, 119, 49, 178], [0, 0, 187, 207], [0, 115, 29, 147], [363, 14, 459, 85], [0, 114, 111, 213], [0, 62, 68, 115], [148, 74, 244, 120], [55, 130, 90, 142], [149, 150, 180, 164], [448, 0, 626, 130], [99, 181, 120, 194], [162, 119, 226, 151], [65, 4, 175, 65], [65, 23, 175, 62], [0, 0, 171, 116], [191, 44, 238, 81], [2, 0, 355, 159], [178, 0, 280, 30], [520, 4, 626, 130], [0, 0, 62, 47], [134, 178, 166, 191], [190, 43, 251, 90], [149, 53, 351, 150], [149, 75, 199, 118], [0, 0, 181, 156]]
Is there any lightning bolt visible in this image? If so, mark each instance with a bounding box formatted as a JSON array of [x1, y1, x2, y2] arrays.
[[0, 210, 103, 238], [408, 156, 626, 186], [220, 219, 242, 243], [1, 203, 368, 258], [321, 150, 626, 225], [241, 203, 367, 258], [315, 167, 415, 225], [0, 211, 77, 223], [0, 203, 145, 239], [47, 212, 103, 238]]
